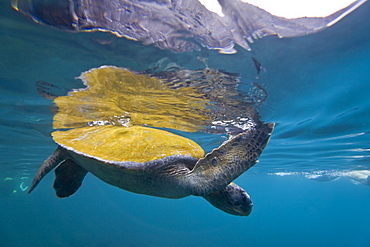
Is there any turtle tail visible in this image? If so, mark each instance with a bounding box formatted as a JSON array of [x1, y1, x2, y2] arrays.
[[28, 146, 68, 194]]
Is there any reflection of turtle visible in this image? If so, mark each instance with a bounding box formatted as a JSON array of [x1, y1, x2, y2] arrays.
[[42, 65, 266, 135], [29, 123, 274, 216]]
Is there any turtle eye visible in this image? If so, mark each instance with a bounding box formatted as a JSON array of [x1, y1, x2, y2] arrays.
[[211, 158, 218, 167], [241, 194, 247, 203]]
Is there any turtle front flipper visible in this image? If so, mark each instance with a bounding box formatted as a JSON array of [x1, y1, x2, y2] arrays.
[[203, 182, 252, 216], [28, 146, 69, 194], [53, 159, 88, 198], [188, 122, 274, 196]]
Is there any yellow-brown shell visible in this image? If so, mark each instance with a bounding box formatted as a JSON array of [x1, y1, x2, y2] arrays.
[[53, 125, 204, 163]]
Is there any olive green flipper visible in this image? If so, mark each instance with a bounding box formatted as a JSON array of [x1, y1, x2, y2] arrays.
[[28, 146, 68, 194], [53, 159, 88, 198], [189, 122, 274, 196], [203, 182, 252, 216]]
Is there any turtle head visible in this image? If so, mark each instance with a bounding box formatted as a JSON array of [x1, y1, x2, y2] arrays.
[[203, 182, 253, 216]]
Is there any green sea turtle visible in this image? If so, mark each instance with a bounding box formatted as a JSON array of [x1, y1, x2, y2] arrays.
[[28, 122, 274, 216], [30, 65, 273, 216]]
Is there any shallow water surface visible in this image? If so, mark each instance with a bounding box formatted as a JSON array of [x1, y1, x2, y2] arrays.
[[1, 1, 370, 246]]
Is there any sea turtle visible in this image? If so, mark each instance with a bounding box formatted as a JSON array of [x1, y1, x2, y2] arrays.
[[28, 122, 274, 216]]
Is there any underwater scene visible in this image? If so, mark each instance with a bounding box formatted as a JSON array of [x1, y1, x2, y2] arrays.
[[1, 0, 370, 246]]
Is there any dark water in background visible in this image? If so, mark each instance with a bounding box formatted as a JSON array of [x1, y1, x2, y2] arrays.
[[1, 1, 370, 246]]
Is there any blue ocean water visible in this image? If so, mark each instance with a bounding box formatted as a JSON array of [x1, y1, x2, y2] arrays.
[[1, 1, 370, 246]]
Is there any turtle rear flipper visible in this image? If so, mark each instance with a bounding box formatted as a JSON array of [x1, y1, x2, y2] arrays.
[[53, 159, 88, 198], [28, 146, 68, 194]]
